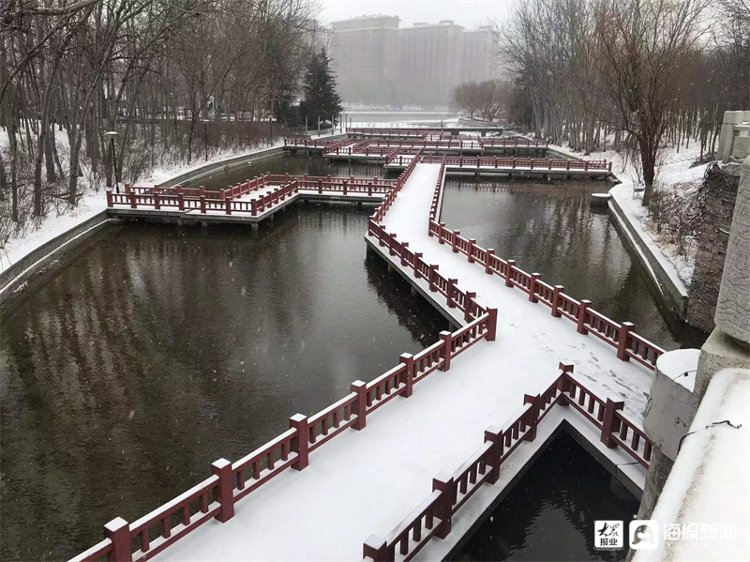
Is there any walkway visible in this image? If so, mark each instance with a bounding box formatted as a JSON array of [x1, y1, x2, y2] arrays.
[[148, 163, 653, 561]]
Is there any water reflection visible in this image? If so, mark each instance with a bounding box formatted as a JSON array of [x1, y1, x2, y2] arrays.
[[180, 152, 387, 189], [439, 180, 699, 348], [454, 431, 639, 561], [0, 205, 447, 561]]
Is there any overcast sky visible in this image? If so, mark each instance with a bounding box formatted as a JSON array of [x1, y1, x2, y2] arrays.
[[317, 0, 518, 29]]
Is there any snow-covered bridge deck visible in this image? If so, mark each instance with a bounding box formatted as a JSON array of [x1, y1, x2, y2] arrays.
[[75, 160, 658, 562]]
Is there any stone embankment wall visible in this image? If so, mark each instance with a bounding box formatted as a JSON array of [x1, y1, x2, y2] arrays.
[[686, 163, 742, 332]]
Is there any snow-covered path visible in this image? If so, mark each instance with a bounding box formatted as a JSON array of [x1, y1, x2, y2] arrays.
[[155, 163, 653, 561]]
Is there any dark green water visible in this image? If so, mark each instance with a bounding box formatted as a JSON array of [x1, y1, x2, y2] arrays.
[[0, 206, 448, 561], [440, 179, 704, 349], [455, 431, 639, 561], [179, 151, 387, 188]]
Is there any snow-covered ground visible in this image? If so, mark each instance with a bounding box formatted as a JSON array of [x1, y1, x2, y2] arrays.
[[553, 142, 709, 286]]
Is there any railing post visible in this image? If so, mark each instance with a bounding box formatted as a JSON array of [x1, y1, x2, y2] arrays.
[[104, 517, 132, 562], [577, 299, 591, 334], [413, 252, 423, 279], [439, 330, 452, 371], [486, 308, 498, 341], [428, 264, 439, 292], [551, 285, 565, 317], [438, 223, 447, 244], [464, 291, 476, 321], [343, 179, 348, 196], [251, 199, 258, 217], [106, 190, 113, 207], [129, 192, 137, 209], [211, 458, 236, 522], [225, 198, 232, 215], [388, 232, 398, 256], [363, 536, 387, 562], [317, 178, 323, 194], [200, 195, 206, 214], [484, 427, 504, 484], [556, 372, 570, 407], [289, 414, 309, 470], [523, 394, 541, 442], [452, 230, 461, 253], [601, 399, 624, 448], [528, 273, 540, 302], [432, 474, 455, 539], [468, 239, 477, 263], [351, 380, 367, 430], [400, 242, 409, 266], [485, 248, 495, 274], [368, 181, 373, 197], [505, 259, 516, 287], [446, 278, 457, 308], [178, 192, 184, 211], [617, 322, 634, 361], [400, 353, 414, 397]]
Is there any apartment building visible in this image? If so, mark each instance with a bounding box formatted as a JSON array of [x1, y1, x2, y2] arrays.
[[328, 16, 499, 107]]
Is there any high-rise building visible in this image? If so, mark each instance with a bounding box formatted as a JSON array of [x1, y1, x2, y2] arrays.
[[461, 29, 498, 84], [398, 21, 465, 107], [328, 15, 500, 107], [329, 16, 401, 106]]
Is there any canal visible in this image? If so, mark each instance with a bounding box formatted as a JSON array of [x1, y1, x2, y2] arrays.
[[454, 431, 639, 561], [0, 202, 448, 560], [0, 152, 696, 560]]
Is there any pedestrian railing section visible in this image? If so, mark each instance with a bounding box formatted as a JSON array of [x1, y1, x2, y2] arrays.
[[421, 154, 611, 172], [478, 137, 548, 148], [283, 137, 353, 151], [361, 364, 653, 562], [426, 218, 663, 370], [423, 170, 663, 370], [106, 175, 397, 217]]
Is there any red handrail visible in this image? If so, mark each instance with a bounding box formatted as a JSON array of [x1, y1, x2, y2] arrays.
[[362, 365, 653, 562]]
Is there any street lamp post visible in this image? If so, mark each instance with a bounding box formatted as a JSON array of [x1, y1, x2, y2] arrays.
[[105, 131, 119, 193]]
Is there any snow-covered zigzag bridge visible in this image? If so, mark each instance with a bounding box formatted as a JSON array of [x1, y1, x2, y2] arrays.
[[73, 155, 662, 562]]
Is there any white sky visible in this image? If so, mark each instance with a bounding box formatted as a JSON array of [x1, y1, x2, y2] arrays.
[[316, 0, 518, 29]]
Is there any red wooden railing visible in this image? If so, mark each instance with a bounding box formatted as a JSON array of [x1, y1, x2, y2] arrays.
[[107, 174, 398, 217], [479, 137, 548, 148], [421, 154, 612, 172], [362, 363, 653, 562], [422, 168, 663, 370], [283, 137, 353, 151]]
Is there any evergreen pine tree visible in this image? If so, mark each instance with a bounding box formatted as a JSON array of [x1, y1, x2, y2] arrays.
[[300, 49, 343, 128]]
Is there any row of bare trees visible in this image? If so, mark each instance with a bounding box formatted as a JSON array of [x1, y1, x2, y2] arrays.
[[0, 0, 319, 239], [496, 0, 750, 205], [451, 80, 513, 122]]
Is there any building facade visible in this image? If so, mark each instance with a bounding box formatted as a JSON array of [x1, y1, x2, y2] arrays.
[[328, 16, 500, 108]]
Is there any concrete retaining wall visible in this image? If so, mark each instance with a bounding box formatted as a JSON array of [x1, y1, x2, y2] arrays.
[[0, 211, 115, 305], [608, 192, 689, 320]]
